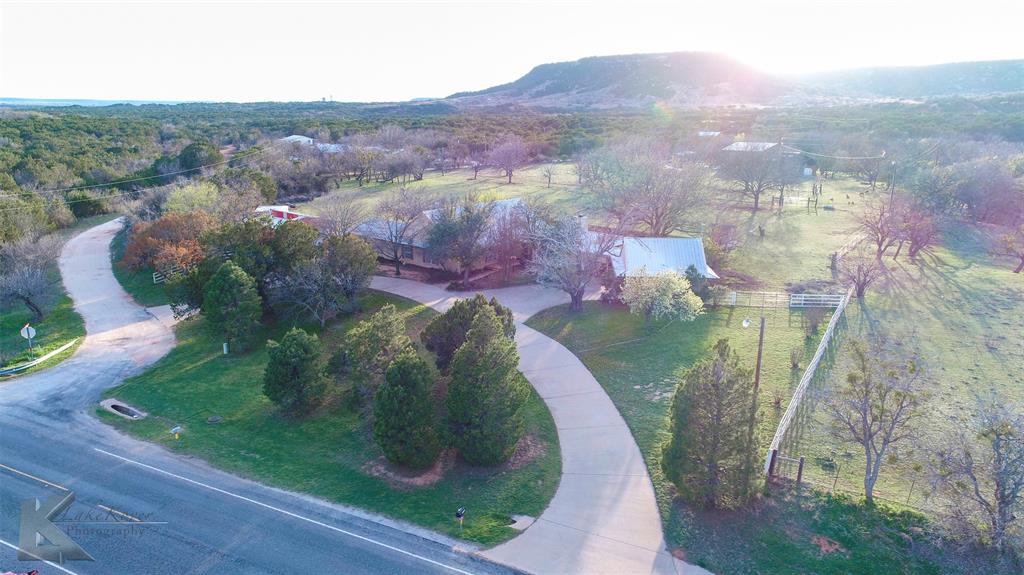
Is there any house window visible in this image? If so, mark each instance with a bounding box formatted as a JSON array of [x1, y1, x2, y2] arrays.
[[401, 244, 414, 260]]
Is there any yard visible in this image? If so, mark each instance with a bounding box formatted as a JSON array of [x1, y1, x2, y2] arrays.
[[524, 180, 1022, 573], [301, 163, 588, 215], [791, 220, 1024, 507], [100, 290, 560, 545], [0, 214, 117, 375]]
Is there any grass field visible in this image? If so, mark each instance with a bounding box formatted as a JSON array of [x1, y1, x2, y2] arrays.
[[110, 224, 170, 307], [524, 178, 1022, 572], [101, 290, 560, 545], [302, 163, 589, 215], [792, 220, 1024, 507], [0, 214, 117, 375]]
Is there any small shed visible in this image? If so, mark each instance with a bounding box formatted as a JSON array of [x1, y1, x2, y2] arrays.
[[610, 236, 718, 279]]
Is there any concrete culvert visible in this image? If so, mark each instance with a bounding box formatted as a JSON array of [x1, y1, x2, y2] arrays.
[[100, 399, 147, 420]]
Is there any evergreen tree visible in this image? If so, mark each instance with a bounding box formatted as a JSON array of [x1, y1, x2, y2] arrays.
[[446, 307, 529, 466], [263, 327, 327, 415], [662, 338, 759, 509], [202, 260, 262, 351], [420, 294, 515, 372], [373, 348, 441, 468], [342, 303, 412, 387]]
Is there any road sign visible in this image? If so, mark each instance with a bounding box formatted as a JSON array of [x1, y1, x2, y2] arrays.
[[20, 324, 36, 351]]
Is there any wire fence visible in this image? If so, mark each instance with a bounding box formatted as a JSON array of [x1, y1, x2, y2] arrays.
[[765, 287, 854, 474]]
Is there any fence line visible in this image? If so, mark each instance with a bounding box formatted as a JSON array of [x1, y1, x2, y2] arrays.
[[764, 287, 853, 474], [713, 291, 845, 309], [153, 264, 187, 284]]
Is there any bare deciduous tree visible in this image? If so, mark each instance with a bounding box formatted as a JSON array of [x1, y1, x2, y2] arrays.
[[932, 393, 1024, 557], [841, 251, 884, 298], [858, 200, 901, 259], [487, 136, 529, 184], [826, 335, 926, 505], [994, 224, 1024, 273], [716, 146, 781, 211], [0, 233, 60, 319], [541, 165, 554, 188], [370, 188, 432, 276], [528, 215, 618, 312], [315, 194, 367, 237]]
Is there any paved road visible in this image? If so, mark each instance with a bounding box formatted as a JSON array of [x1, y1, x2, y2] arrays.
[[0, 220, 513, 575], [371, 277, 710, 575]]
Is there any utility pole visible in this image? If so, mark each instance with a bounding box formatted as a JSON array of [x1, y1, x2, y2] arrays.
[[888, 160, 897, 211]]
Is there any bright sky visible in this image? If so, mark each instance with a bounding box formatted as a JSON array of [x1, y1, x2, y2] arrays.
[[1, 0, 1022, 103]]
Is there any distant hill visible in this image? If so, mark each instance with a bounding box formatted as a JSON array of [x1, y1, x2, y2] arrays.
[[447, 52, 794, 109], [800, 59, 1024, 99], [445, 52, 1024, 110]]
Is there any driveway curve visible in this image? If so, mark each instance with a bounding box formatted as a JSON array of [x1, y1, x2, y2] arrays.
[[0, 219, 515, 575], [371, 277, 709, 575]]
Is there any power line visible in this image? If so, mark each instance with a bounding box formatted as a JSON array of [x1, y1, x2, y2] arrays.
[[0, 147, 269, 215], [0, 145, 271, 200], [780, 143, 886, 161]]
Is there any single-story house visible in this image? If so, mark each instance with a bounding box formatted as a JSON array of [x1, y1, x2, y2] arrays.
[[609, 236, 718, 279], [353, 197, 526, 273], [721, 141, 780, 153], [255, 205, 314, 226], [278, 135, 315, 146], [277, 135, 348, 155]]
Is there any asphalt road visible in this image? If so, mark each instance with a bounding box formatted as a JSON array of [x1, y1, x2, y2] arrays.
[[0, 219, 517, 575]]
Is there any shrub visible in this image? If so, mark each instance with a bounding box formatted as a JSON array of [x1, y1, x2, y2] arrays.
[[805, 307, 826, 337], [65, 190, 107, 218], [264, 327, 327, 415], [202, 261, 262, 351], [446, 307, 529, 466], [420, 294, 515, 372], [620, 269, 704, 324], [373, 348, 441, 468]]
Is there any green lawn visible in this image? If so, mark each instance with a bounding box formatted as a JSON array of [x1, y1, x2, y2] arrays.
[[0, 213, 118, 375], [726, 177, 868, 290], [101, 290, 560, 545], [110, 224, 170, 307], [791, 220, 1024, 506], [525, 301, 996, 574], [302, 163, 589, 215]]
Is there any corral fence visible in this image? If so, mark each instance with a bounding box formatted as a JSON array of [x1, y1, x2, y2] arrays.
[[712, 291, 845, 309], [152, 249, 232, 284], [765, 287, 854, 482], [153, 264, 188, 284]]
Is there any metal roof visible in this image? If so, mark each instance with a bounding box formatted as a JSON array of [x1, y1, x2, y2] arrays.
[[279, 135, 314, 145], [722, 141, 778, 152], [611, 236, 718, 279]]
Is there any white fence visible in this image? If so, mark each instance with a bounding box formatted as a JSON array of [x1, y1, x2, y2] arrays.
[[153, 264, 188, 284], [714, 291, 845, 309], [789, 293, 845, 308], [765, 287, 854, 474]]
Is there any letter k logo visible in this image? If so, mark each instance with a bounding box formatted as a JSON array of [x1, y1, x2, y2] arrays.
[[19, 491, 93, 563]]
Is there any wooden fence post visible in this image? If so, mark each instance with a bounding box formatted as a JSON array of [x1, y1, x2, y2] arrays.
[[796, 456, 805, 486], [767, 449, 778, 480]]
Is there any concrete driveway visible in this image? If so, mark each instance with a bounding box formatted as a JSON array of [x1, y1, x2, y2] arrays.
[[0, 220, 513, 575], [370, 277, 710, 575]]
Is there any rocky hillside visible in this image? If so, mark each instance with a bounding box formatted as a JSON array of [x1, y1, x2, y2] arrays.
[[447, 52, 795, 109], [445, 52, 1024, 110]]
